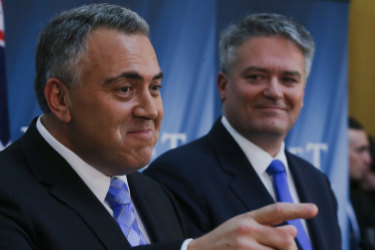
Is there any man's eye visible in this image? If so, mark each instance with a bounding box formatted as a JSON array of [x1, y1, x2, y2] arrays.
[[150, 84, 162, 96], [116, 86, 134, 98], [120, 86, 131, 93], [246, 75, 263, 81], [282, 77, 298, 84], [151, 84, 162, 91]]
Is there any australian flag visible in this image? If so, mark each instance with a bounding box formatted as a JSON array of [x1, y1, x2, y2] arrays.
[[0, 0, 10, 150]]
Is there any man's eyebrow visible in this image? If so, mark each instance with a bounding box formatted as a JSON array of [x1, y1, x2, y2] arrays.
[[153, 71, 164, 80], [282, 71, 302, 78], [241, 66, 268, 74], [241, 67, 302, 78], [105, 71, 164, 84]]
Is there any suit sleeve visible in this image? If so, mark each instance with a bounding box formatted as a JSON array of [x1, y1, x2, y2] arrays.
[[0, 183, 34, 249], [134, 241, 185, 250], [145, 155, 211, 238]]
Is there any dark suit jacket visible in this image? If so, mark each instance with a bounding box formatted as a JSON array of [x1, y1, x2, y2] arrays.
[[146, 118, 342, 250], [350, 183, 375, 249], [0, 120, 185, 250]]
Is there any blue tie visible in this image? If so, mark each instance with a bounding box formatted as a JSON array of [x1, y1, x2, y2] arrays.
[[105, 178, 148, 247], [266, 159, 313, 250]]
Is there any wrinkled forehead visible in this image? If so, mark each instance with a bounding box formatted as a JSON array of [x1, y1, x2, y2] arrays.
[[78, 29, 160, 79]]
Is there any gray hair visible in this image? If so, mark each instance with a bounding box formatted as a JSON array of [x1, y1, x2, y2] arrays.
[[219, 13, 315, 77], [34, 3, 150, 113]]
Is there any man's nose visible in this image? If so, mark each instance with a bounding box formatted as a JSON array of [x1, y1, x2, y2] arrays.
[[364, 150, 373, 166], [133, 90, 159, 119], [263, 77, 283, 98]]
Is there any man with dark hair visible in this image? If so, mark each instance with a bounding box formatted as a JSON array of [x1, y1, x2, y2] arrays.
[[146, 13, 341, 249], [0, 4, 317, 250], [348, 117, 373, 183], [348, 117, 375, 249]]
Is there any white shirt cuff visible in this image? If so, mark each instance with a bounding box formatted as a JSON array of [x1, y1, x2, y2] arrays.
[[180, 238, 193, 250]]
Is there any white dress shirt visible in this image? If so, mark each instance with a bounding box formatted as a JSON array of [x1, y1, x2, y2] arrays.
[[221, 116, 310, 234], [36, 116, 151, 242]]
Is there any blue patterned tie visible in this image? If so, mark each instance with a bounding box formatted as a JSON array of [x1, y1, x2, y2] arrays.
[[266, 160, 313, 250], [105, 178, 148, 247]]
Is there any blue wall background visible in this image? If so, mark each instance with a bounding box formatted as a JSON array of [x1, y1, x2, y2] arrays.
[[2, 0, 349, 248]]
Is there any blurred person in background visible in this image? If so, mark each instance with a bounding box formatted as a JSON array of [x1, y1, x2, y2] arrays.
[[348, 117, 375, 249]]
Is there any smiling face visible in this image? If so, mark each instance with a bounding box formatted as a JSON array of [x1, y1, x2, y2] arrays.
[[60, 29, 163, 175], [218, 36, 306, 153]]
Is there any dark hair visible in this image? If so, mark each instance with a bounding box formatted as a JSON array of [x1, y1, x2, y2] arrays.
[[219, 13, 315, 77], [349, 117, 364, 130], [34, 3, 150, 113]]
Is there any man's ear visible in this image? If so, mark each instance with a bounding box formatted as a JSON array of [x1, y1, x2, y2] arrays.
[[44, 78, 71, 123], [217, 72, 228, 102]]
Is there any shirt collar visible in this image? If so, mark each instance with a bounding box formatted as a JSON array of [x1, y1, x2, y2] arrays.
[[221, 116, 288, 176], [36, 116, 130, 204]]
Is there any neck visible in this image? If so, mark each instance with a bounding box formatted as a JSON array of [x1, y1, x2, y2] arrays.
[[41, 114, 72, 150], [40, 114, 114, 176], [247, 133, 284, 157]]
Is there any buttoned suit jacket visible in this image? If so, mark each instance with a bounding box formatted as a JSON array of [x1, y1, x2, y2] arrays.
[[146, 118, 342, 250], [0, 120, 185, 250]]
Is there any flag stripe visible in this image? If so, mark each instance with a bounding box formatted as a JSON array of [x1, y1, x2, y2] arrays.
[[0, 0, 10, 147]]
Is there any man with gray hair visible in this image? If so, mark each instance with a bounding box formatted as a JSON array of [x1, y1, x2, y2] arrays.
[[0, 4, 317, 250], [146, 13, 341, 249]]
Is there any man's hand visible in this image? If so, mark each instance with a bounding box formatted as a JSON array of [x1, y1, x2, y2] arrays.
[[188, 202, 318, 250]]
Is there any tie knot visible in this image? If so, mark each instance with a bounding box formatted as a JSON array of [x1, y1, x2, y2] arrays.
[[106, 177, 131, 206], [266, 159, 286, 176]]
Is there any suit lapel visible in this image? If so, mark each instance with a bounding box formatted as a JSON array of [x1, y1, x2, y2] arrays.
[[128, 173, 160, 243], [49, 178, 130, 249], [21, 121, 130, 249], [287, 153, 325, 249], [209, 120, 274, 211], [128, 173, 185, 243]]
